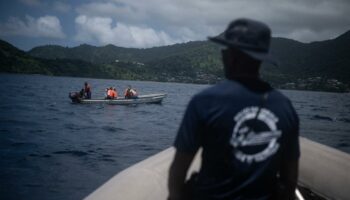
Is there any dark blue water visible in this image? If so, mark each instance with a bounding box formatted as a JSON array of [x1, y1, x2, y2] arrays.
[[0, 74, 349, 200]]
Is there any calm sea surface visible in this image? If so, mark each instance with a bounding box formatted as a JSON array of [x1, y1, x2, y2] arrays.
[[0, 74, 349, 200]]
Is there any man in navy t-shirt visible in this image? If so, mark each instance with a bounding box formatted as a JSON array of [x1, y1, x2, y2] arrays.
[[168, 18, 299, 200]]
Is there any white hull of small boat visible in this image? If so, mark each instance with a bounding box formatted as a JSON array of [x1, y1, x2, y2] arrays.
[[84, 137, 350, 200], [71, 93, 166, 105]]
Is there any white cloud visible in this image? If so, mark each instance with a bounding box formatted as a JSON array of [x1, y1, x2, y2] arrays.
[[284, 29, 343, 43], [75, 0, 222, 42], [0, 15, 65, 39], [53, 1, 72, 13], [74, 15, 178, 48], [75, 0, 350, 45]]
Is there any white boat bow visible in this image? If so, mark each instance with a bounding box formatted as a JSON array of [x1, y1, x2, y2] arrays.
[[84, 137, 350, 200]]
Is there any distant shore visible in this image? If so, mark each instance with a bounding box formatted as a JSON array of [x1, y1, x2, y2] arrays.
[[1, 72, 349, 93]]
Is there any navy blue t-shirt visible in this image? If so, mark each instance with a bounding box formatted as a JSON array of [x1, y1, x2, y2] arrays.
[[174, 78, 299, 200]]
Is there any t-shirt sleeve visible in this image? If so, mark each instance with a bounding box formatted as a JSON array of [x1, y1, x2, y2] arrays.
[[283, 101, 300, 160], [174, 96, 203, 153]]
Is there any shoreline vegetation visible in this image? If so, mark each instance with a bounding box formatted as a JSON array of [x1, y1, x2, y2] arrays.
[[1, 31, 349, 93], [1, 72, 348, 94]]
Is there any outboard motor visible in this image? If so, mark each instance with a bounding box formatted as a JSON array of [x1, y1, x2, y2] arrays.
[[69, 92, 82, 103]]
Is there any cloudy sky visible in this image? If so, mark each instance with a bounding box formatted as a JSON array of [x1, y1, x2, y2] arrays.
[[0, 0, 349, 50]]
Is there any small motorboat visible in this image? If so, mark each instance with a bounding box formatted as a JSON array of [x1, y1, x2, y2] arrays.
[[69, 93, 166, 105]]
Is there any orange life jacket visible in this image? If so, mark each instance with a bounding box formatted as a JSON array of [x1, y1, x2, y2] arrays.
[[112, 90, 118, 98], [107, 89, 113, 97]]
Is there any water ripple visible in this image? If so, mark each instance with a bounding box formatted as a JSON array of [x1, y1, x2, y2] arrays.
[[53, 150, 88, 157], [101, 126, 125, 132], [311, 115, 333, 121], [338, 118, 350, 123]]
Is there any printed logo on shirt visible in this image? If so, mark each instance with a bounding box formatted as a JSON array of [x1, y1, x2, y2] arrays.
[[231, 107, 281, 164]]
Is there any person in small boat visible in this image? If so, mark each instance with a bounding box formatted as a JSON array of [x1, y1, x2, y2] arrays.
[[84, 82, 91, 99], [112, 88, 118, 99], [79, 88, 85, 98], [69, 88, 85, 103], [106, 87, 118, 99], [168, 19, 300, 200], [124, 85, 138, 99], [106, 87, 113, 99]]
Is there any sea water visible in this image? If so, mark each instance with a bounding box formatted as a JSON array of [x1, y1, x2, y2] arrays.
[[0, 74, 349, 200]]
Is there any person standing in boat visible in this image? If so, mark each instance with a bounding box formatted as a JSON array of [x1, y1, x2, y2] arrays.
[[124, 85, 138, 99], [84, 82, 91, 99], [168, 18, 300, 200]]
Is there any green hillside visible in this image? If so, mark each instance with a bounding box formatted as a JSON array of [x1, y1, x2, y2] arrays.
[[1, 30, 349, 92], [0, 40, 147, 79], [0, 40, 51, 75], [0, 41, 108, 79]]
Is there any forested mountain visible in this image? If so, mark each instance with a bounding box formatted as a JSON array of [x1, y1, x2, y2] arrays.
[[1, 31, 349, 92], [0, 40, 110, 78], [0, 40, 51, 75], [264, 32, 350, 89]]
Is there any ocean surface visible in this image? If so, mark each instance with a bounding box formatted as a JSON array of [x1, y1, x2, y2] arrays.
[[0, 74, 349, 200]]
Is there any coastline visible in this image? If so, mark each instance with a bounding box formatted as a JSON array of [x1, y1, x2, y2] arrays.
[[1, 72, 349, 93]]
